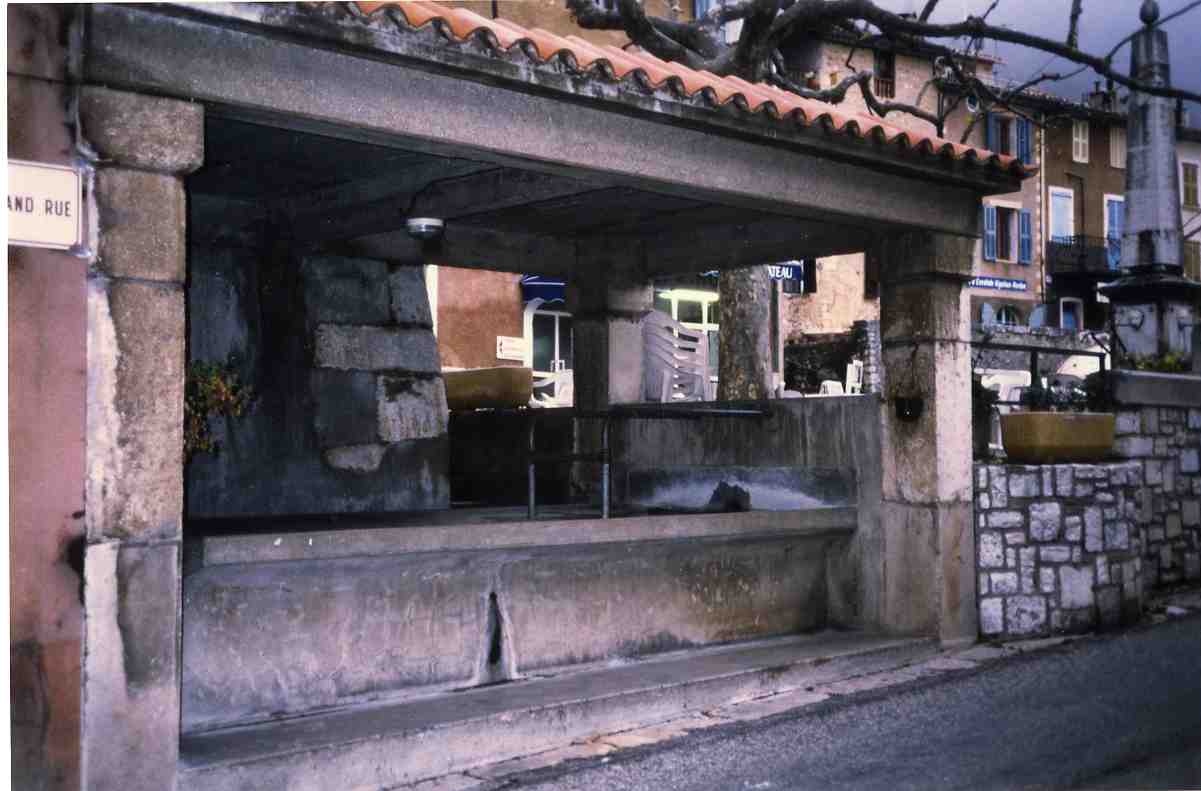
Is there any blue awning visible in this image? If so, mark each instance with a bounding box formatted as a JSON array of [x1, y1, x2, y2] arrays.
[[521, 274, 566, 305]]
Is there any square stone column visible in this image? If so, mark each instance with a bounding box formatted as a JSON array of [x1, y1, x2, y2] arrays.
[[78, 86, 203, 791], [568, 251, 654, 411], [877, 232, 977, 646]]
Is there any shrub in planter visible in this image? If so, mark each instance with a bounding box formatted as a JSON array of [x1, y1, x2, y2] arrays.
[[971, 377, 999, 459]]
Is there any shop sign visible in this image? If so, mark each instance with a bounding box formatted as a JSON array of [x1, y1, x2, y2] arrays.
[[7, 160, 82, 250], [496, 335, 527, 362], [968, 276, 1028, 292]]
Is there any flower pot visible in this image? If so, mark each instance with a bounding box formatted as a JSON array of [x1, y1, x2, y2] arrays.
[[999, 412, 1116, 464]]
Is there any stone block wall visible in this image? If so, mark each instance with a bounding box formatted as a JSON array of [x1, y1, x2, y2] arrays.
[[974, 462, 1146, 639], [973, 405, 1201, 640], [186, 234, 450, 517], [1110, 406, 1201, 587]]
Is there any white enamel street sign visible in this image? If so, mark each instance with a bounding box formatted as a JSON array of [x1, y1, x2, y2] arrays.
[[7, 160, 83, 250]]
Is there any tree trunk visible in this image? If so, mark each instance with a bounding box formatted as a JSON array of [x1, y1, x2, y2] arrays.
[[717, 265, 772, 400]]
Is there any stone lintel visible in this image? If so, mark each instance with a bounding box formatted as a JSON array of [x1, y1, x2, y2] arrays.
[[80, 85, 204, 174]]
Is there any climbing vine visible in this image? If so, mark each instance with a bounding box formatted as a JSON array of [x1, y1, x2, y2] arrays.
[[184, 359, 253, 461]]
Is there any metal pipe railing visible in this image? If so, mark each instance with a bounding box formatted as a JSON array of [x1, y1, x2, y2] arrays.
[[521, 404, 773, 520]]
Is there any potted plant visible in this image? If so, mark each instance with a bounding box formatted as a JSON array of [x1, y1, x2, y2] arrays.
[[999, 372, 1115, 464]]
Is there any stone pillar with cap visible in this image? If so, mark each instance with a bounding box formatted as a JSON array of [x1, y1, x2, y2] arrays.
[[1101, 0, 1201, 365]]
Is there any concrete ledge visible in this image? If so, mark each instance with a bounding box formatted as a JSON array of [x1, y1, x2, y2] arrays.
[[194, 507, 858, 566], [1112, 370, 1201, 408], [178, 631, 935, 791]]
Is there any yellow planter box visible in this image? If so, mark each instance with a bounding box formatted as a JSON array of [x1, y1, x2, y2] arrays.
[[999, 412, 1116, 464], [444, 367, 533, 411]]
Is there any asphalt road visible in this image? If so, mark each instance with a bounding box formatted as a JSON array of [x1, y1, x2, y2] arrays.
[[508, 616, 1201, 791]]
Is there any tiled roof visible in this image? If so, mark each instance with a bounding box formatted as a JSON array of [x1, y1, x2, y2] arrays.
[[353, 1, 1031, 179]]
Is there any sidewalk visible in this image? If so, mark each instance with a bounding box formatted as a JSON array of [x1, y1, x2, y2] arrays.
[[397, 585, 1201, 791]]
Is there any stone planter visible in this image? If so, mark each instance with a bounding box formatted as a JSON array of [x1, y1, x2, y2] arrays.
[[1000, 412, 1116, 464]]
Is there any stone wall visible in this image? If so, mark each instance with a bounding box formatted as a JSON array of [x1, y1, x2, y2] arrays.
[[974, 462, 1146, 639], [973, 405, 1201, 640], [1111, 406, 1201, 587], [780, 253, 878, 338], [186, 231, 450, 517]]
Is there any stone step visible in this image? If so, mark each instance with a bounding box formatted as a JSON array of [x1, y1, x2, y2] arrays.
[[179, 630, 934, 791]]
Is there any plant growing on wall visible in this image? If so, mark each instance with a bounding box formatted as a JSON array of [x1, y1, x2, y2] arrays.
[[1127, 352, 1191, 374], [185, 359, 253, 461]]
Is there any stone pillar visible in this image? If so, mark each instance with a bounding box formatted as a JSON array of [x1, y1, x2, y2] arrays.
[[877, 232, 978, 646], [78, 86, 203, 791], [569, 252, 654, 411]]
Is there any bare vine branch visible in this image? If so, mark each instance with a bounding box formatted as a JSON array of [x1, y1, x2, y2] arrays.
[[564, 0, 1201, 134]]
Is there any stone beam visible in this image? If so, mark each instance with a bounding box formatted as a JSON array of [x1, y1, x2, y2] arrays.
[[340, 225, 575, 276], [85, 4, 1004, 239], [642, 217, 870, 276]]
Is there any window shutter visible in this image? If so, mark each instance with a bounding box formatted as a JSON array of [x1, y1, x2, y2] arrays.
[[1018, 210, 1032, 264], [984, 113, 996, 151], [983, 205, 997, 261], [802, 259, 817, 294], [1017, 119, 1033, 165]]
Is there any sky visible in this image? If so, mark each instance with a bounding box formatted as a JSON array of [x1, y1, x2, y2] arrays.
[[878, 0, 1201, 121]]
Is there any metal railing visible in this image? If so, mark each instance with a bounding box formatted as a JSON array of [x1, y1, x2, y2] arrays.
[[972, 338, 1108, 405], [1046, 235, 1119, 276], [523, 404, 773, 520]]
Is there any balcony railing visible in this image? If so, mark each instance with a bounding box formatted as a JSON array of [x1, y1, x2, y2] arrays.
[[1046, 235, 1119, 276]]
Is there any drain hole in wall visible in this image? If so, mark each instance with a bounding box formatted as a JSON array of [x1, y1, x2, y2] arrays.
[[487, 592, 504, 667]]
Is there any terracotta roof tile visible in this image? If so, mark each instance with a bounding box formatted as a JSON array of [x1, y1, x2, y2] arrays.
[[352, 1, 1031, 179]]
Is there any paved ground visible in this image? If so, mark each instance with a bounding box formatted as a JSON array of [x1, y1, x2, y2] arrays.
[[496, 614, 1201, 791], [403, 589, 1201, 791]]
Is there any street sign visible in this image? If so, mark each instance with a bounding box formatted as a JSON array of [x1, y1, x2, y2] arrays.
[[7, 159, 83, 250], [496, 335, 527, 362]]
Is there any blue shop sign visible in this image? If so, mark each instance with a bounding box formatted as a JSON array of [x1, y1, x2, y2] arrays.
[[969, 276, 1028, 292], [700, 261, 803, 283]]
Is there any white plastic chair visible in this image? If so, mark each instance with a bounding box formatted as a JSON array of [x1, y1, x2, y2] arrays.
[[845, 359, 864, 395], [641, 310, 712, 402]]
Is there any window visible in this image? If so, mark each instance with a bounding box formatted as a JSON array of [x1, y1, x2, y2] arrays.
[[1110, 127, 1127, 169], [995, 305, 1021, 326], [1049, 187, 1075, 242], [983, 204, 1032, 264], [1182, 161, 1200, 208], [1060, 298, 1084, 331], [1185, 241, 1201, 281], [996, 207, 1015, 261], [985, 114, 1033, 164], [873, 50, 895, 99], [693, 0, 712, 17], [1104, 195, 1124, 270], [1072, 119, 1090, 163]]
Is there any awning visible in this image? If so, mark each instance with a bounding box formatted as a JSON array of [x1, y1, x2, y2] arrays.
[[521, 274, 566, 305]]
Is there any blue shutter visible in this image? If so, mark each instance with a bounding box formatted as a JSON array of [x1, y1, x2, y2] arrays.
[[983, 205, 997, 261], [1017, 119, 1033, 165], [984, 113, 996, 151], [1019, 210, 1032, 264]]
